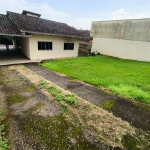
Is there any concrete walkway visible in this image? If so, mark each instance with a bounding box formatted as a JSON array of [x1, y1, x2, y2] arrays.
[[0, 46, 41, 66]]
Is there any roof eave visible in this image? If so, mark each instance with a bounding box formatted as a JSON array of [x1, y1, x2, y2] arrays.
[[20, 30, 81, 39], [0, 33, 31, 37]]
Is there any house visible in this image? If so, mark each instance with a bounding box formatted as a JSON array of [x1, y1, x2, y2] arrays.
[[78, 30, 92, 42], [0, 10, 81, 60], [91, 19, 150, 62]]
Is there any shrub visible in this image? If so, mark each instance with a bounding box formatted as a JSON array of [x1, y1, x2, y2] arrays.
[[91, 51, 96, 56]]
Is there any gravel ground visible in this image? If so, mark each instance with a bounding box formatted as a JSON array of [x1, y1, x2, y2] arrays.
[[24, 63, 150, 131]]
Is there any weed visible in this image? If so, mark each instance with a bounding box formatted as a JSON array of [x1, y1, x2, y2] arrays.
[[46, 85, 77, 105], [91, 115, 99, 122], [3, 79, 9, 83], [38, 80, 48, 89], [59, 104, 68, 114], [47, 85, 57, 91], [55, 93, 65, 102], [0, 111, 8, 150], [103, 129, 108, 135], [50, 90, 57, 96], [64, 95, 78, 105], [19, 75, 23, 81]]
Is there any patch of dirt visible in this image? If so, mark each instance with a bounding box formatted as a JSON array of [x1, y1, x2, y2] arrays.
[[24, 63, 150, 131]]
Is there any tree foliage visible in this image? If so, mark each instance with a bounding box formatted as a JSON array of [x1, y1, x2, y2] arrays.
[[0, 35, 12, 44]]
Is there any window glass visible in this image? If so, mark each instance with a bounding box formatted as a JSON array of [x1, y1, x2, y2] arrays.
[[38, 42, 52, 50], [64, 43, 74, 50]]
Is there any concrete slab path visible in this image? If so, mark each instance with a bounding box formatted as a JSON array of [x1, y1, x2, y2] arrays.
[[0, 46, 41, 66]]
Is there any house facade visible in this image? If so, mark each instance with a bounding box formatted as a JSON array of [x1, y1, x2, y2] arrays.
[[0, 10, 81, 60], [91, 19, 150, 62]]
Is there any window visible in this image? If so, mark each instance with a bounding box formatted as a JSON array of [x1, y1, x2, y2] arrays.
[[38, 42, 52, 50], [64, 43, 74, 50]]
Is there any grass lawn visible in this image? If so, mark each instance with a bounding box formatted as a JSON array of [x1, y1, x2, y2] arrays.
[[40, 56, 150, 104]]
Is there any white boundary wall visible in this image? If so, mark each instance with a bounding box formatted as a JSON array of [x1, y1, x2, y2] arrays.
[[92, 37, 150, 62]]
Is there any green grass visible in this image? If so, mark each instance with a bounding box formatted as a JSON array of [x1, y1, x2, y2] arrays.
[[40, 56, 150, 104]]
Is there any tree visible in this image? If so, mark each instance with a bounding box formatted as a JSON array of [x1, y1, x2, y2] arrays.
[[0, 35, 12, 44]]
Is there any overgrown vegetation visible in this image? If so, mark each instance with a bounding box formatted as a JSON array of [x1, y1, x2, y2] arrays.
[[40, 56, 150, 104], [37, 80, 136, 148], [0, 111, 8, 150], [38, 80, 78, 105]]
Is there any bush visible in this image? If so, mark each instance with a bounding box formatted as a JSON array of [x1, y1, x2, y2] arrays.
[[91, 51, 96, 56]]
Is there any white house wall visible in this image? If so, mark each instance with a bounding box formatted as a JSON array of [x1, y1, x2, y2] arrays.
[[20, 37, 31, 59], [29, 34, 79, 60], [92, 37, 150, 62]]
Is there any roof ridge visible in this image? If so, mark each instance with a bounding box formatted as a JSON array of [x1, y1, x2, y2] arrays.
[[7, 11, 68, 26]]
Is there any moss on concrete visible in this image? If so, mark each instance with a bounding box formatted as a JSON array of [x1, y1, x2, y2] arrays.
[[27, 86, 35, 92], [16, 114, 97, 149], [100, 100, 115, 111], [24, 103, 45, 114], [8, 95, 28, 106]]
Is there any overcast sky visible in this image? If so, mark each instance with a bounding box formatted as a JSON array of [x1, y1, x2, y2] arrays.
[[0, 0, 150, 30]]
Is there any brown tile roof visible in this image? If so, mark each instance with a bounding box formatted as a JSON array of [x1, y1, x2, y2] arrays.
[[78, 30, 90, 38], [0, 14, 22, 35], [78, 30, 92, 42], [7, 11, 81, 37]]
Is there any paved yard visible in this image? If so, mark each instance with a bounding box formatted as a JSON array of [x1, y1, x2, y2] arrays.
[[0, 46, 41, 66]]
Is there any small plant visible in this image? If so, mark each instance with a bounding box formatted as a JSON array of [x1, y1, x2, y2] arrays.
[[59, 104, 68, 114], [47, 85, 57, 91], [47, 86, 58, 96], [0, 111, 8, 150], [64, 94, 78, 105], [50, 90, 57, 96], [3, 79, 9, 83], [103, 129, 108, 135], [55, 93, 65, 102], [38, 80, 48, 89]]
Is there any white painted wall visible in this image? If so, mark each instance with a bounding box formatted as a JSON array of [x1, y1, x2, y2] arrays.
[[13, 37, 17, 49], [20, 37, 31, 59], [29, 34, 79, 60], [92, 38, 150, 62]]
